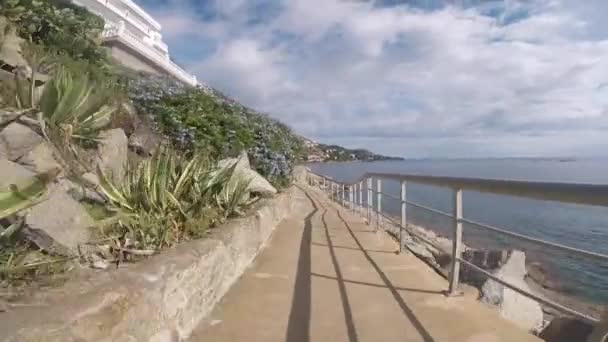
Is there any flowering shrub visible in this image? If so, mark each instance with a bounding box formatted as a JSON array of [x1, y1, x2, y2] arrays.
[[126, 73, 304, 186]]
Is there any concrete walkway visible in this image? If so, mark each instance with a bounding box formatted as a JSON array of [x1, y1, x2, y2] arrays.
[[190, 186, 541, 342]]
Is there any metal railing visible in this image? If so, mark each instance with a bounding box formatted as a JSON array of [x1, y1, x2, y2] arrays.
[[306, 171, 608, 324]]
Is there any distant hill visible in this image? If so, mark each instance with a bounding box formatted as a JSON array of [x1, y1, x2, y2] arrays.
[[302, 138, 403, 162]]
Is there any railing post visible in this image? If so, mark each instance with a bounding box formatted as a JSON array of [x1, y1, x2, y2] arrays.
[[359, 181, 363, 216], [400, 180, 407, 253], [342, 183, 346, 206], [376, 178, 382, 231], [366, 177, 372, 224], [448, 188, 463, 296], [349, 185, 354, 212]]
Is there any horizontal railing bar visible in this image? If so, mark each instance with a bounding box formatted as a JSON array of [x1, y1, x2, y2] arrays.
[[380, 192, 400, 201], [405, 200, 454, 219], [369, 208, 450, 253], [320, 175, 608, 263], [376, 210, 399, 226], [461, 217, 608, 262], [458, 258, 599, 323], [308, 171, 608, 207]]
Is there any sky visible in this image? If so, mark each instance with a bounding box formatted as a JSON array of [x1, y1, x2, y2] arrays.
[[137, 0, 608, 158]]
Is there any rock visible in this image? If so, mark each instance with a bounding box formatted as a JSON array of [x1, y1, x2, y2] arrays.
[[82, 172, 100, 188], [539, 317, 594, 342], [0, 158, 36, 189], [24, 182, 94, 255], [218, 151, 277, 195], [55, 178, 105, 204], [461, 249, 510, 287], [0, 109, 28, 126], [17, 142, 61, 174], [96, 129, 128, 184], [128, 122, 160, 156], [0, 23, 26, 68], [481, 250, 544, 332], [526, 261, 562, 291], [0, 122, 43, 161], [402, 234, 437, 265]]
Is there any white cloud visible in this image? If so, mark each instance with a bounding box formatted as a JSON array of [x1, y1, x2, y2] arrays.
[[143, 0, 608, 158]]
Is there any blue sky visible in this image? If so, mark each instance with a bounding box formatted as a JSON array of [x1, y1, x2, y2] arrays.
[[137, 0, 608, 158]]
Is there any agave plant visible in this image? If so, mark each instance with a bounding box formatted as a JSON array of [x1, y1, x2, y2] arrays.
[[97, 147, 248, 249], [15, 42, 56, 109], [39, 66, 115, 143], [0, 168, 58, 242]]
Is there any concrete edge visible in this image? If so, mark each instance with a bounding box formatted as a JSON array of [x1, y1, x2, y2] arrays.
[[0, 186, 303, 342]]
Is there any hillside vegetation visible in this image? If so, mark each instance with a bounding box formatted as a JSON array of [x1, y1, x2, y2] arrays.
[[0, 0, 304, 291]]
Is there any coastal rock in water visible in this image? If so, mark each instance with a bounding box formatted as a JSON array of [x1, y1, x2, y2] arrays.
[[526, 261, 561, 291], [539, 317, 594, 342], [96, 128, 128, 183], [24, 182, 94, 255], [17, 142, 61, 174], [0, 122, 43, 161], [481, 250, 544, 332], [401, 232, 441, 268], [461, 249, 510, 287], [218, 151, 277, 194]]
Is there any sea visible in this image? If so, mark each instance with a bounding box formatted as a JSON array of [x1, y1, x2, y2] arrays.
[[308, 158, 608, 304]]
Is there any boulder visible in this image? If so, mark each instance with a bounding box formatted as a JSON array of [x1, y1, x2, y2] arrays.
[[539, 317, 594, 342], [218, 151, 277, 195], [0, 108, 28, 126], [81, 172, 101, 189], [24, 182, 94, 256], [461, 249, 510, 287], [0, 122, 43, 161], [481, 250, 544, 332], [17, 142, 61, 174], [526, 261, 562, 291], [55, 177, 105, 204], [128, 122, 161, 156], [0, 22, 26, 68], [0, 158, 36, 189], [96, 129, 128, 183]]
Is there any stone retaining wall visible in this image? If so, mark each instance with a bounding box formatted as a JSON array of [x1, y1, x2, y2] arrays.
[[0, 186, 302, 342]]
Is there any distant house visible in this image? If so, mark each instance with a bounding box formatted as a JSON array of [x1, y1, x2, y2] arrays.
[[72, 0, 198, 86]]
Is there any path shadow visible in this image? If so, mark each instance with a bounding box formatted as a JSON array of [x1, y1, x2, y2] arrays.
[[310, 272, 444, 295], [335, 209, 436, 342], [311, 242, 397, 254], [321, 209, 360, 342], [285, 190, 317, 342]]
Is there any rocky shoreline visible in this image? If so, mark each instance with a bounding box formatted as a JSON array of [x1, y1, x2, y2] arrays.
[[372, 214, 604, 338]]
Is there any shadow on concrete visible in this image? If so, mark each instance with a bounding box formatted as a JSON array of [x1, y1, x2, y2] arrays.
[[336, 208, 436, 342], [321, 208, 360, 342], [285, 191, 317, 342], [310, 242, 397, 254], [310, 272, 444, 295]]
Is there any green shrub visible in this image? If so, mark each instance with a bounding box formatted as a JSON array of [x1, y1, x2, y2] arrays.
[[126, 74, 306, 187], [1, 0, 108, 65]]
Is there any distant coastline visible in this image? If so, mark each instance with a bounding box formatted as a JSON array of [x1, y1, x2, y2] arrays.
[[303, 138, 404, 162]]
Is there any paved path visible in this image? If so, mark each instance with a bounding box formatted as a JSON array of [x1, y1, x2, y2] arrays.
[[190, 186, 541, 342]]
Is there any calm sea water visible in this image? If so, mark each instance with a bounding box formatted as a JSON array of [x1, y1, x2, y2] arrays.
[[309, 159, 608, 304]]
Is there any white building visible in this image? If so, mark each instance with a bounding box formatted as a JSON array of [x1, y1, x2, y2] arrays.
[[72, 0, 198, 86]]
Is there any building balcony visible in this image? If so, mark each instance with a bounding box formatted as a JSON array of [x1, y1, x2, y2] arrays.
[[103, 23, 198, 86]]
